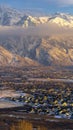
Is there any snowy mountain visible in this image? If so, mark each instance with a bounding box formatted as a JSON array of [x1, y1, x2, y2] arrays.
[[22, 13, 73, 28], [49, 13, 73, 28], [0, 6, 73, 66], [0, 5, 24, 26], [22, 16, 49, 27], [0, 6, 73, 28]]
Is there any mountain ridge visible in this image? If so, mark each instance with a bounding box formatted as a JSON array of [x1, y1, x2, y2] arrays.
[[0, 45, 40, 66], [0, 32, 73, 66], [0, 6, 73, 28], [0, 6, 73, 67]]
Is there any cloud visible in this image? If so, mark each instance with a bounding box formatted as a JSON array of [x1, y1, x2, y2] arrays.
[[45, 0, 73, 6], [57, 0, 73, 6]]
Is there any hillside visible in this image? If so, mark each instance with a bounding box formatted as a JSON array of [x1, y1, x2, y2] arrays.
[[0, 45, 39, 66], [0, 31, 73, 66]]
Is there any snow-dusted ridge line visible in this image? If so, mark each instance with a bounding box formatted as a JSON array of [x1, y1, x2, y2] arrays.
[[0, 6, 73, 28]]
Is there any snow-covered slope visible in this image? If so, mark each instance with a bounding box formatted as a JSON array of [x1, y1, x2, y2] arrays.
[[0, 6, 73, 28], [0, 5, 24, 26], [17, 13, 73, 28], [23, 16, 49, 27], [49, 13, 73, 28]]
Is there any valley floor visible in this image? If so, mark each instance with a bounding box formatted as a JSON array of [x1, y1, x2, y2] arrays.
[[0, 66, 73, 130], [0, 112, 73, 130]]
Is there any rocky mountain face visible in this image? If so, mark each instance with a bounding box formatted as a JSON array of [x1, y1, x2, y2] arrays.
[[0, 6, 73, 66], [0, 45, 40, 66], [0, 34, 73, 66]]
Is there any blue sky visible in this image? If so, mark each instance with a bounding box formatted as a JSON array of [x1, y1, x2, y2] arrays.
[[0, 0, 73, 14]]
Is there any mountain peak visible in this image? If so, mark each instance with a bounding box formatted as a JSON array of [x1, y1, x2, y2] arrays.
[[0, 6, 72, 28]]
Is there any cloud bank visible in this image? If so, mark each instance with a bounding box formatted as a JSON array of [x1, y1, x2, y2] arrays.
[[46, 0, 73, 6], [0, 24, 73, 37], [57, 0, 73, 6]]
